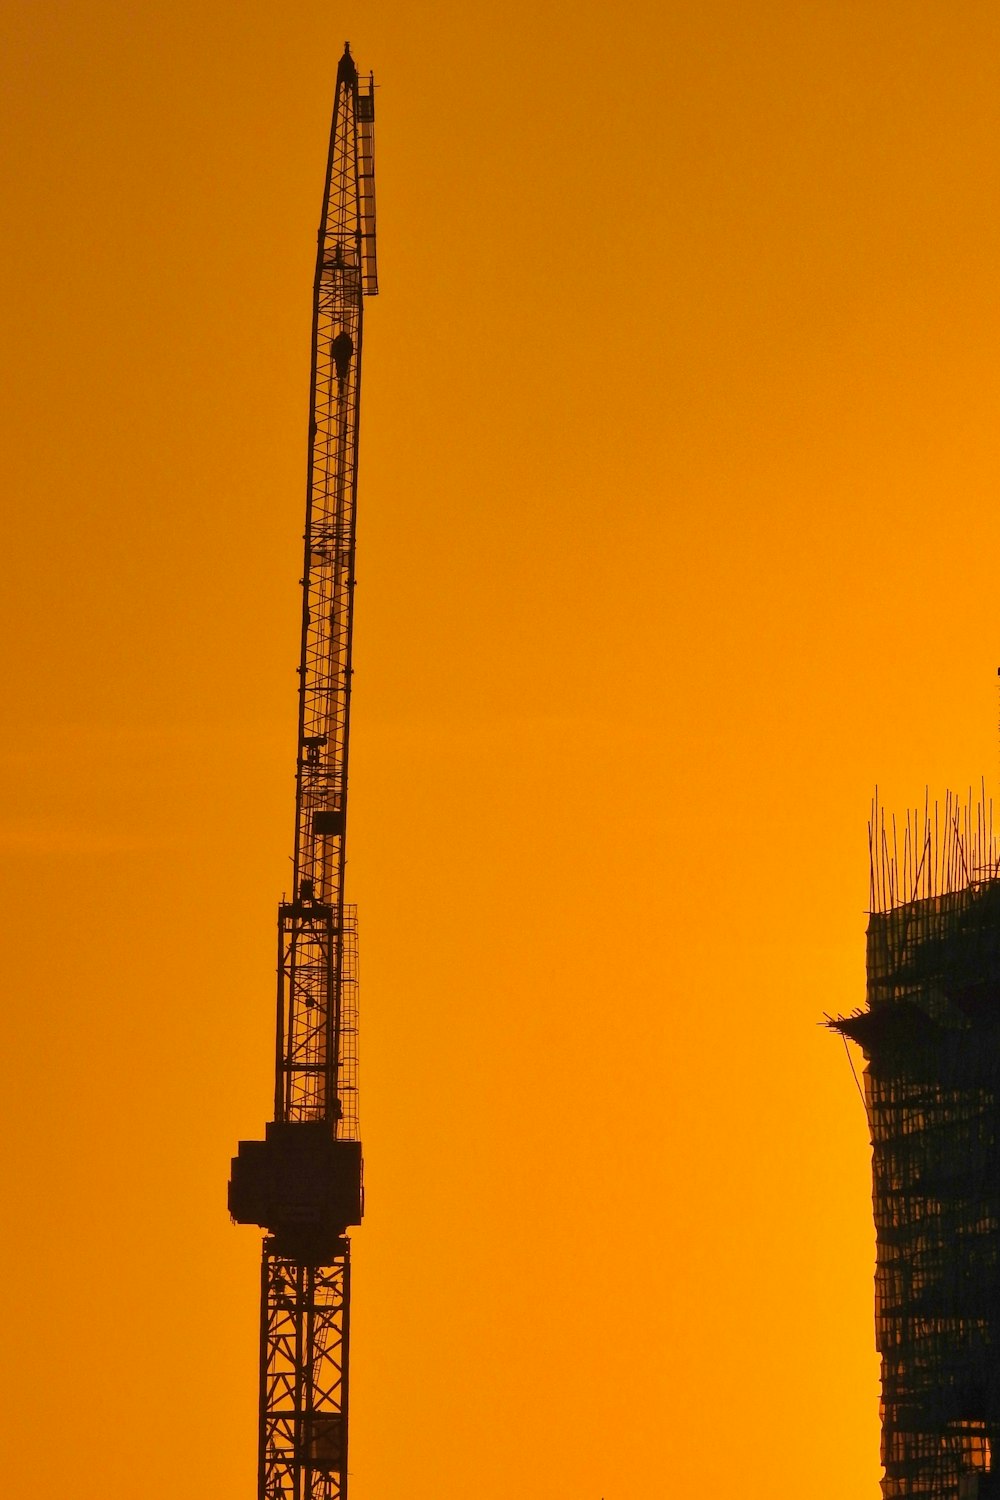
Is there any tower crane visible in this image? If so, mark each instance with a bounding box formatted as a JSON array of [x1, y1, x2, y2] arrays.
[[228, 43, 377, 1500]]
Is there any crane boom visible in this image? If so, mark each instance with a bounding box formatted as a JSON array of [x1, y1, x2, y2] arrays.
[[229, 43, 377, 1500]]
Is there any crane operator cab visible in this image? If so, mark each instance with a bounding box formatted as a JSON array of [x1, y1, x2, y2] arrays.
[[228, 1121, 362, 1262]]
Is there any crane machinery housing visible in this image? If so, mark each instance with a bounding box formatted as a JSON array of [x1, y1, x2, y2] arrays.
[[228, 43, 377, 1500]]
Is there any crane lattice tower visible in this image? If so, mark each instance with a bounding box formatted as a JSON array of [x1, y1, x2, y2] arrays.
[[228, 43, 378, 1500]]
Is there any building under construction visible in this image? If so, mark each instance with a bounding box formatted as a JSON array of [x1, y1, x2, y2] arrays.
[[833, 792, 1000, 1500]]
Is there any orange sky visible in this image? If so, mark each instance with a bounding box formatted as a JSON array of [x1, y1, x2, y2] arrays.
[[6, 3, 1000, 1496]]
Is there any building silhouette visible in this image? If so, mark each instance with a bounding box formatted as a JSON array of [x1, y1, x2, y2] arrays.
[[833, 792, 1000, 1500]]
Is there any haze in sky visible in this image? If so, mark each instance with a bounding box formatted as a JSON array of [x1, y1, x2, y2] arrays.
[[4, 3, 1000, 1496]]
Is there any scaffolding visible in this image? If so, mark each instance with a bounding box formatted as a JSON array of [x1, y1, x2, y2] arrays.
[[833, 792, 1000, 1500]]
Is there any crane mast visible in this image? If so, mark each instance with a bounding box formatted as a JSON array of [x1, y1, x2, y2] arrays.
[[229, 43, 377, 1500]]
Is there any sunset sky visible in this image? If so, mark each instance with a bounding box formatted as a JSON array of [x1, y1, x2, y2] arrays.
[[6, 3, 1000, 1496]]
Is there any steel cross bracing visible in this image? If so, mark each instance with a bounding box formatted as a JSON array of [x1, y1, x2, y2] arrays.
[[229, 42, 377, 1500], [259, 1255, 352, 1500]]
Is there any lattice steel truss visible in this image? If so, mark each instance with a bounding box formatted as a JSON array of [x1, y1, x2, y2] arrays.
[[260, 1252, 351, 1500], [284, 47, 375, 1133], [229, 42, 377, 1500]]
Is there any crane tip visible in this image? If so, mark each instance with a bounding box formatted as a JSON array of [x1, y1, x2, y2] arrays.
[[337, 40, 358, 85]]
